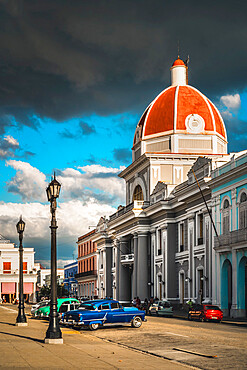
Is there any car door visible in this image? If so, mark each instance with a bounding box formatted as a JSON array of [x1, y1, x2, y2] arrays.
[[98, 303, 111, 322], [107, 302, 126, 323]]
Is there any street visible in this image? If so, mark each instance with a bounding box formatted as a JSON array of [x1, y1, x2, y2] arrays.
[[90, 315, 247, 369], [0, 304, 246, 369]]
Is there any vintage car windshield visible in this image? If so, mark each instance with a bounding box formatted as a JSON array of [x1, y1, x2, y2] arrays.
[[79, 303, 96, 310]]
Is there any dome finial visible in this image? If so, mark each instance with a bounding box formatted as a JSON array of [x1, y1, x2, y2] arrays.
[[177, 40, 180, 58]]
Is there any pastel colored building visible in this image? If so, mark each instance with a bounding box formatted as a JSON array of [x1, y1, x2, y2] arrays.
[[0, 234, 37, 303], [211, 151, 247, 317], [64, 261, 78, 296], [76, 229, 98, 299]]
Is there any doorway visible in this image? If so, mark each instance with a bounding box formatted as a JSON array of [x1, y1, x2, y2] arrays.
[[221, 259, 232, 316]]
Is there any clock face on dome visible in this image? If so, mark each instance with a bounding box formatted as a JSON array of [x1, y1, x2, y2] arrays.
[[185, 114, 205, 133]]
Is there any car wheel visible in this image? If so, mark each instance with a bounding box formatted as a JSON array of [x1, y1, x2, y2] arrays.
[[188, 314, 192, 321], [131, 316, 142, 328], [156, 311, 159, 316], [199, 315, 204, 322], [89, 323, 99, 331]]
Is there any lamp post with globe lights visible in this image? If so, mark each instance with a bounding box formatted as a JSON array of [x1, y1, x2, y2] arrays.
[[45, 173, 63, 344], [16, 216, 27, 326]]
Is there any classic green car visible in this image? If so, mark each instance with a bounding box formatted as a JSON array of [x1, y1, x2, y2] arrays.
[[35, 298, 79, 319]]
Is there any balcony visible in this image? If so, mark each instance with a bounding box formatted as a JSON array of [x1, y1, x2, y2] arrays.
[[121, 253, 134, 264], [75, 270, 97, 278], [109, 201, 150, 221], [215, 227, 247, 248]]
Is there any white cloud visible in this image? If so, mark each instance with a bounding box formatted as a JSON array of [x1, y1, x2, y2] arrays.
[[0, 135, 20, 159], [0, 162, 123, 262], [221, 110, 233, 120], [0, 198, 116, 263], [4, 135, 19, 147], [79, 164, 125, 174], [5, 161, 125, 205], [6, 160, 48, 202], [58, 164, 125, 205], [220, 93, 241, 110]]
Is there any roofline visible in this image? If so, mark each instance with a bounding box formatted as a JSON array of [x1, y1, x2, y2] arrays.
[[77, 229, 96, 243]]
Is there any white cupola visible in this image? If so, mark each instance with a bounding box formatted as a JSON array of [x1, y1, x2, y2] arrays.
[[170, 58, 187, 86]]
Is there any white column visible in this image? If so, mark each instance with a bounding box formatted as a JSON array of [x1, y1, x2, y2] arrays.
[[216, 252, 221, 306], [163, 229, 168, 299], [231, 189, 237, 231], [150, 230, 155, 298]]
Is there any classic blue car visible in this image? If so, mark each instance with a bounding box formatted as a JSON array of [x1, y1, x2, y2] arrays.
[[60, 299, 146, 330]]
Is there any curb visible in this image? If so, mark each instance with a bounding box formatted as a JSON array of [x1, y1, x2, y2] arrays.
[[173, 314, 247, 326]]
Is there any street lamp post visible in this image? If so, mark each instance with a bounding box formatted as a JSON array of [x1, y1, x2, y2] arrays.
[[45, 173, 63, 344], [16, 216, 27, 326]]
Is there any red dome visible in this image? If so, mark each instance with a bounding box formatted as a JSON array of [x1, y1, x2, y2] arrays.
[[172, 58, 185, 66], [134, 85, 227, 145]]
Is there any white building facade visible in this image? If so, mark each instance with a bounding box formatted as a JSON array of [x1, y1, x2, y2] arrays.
[[92, 57, 241, 310], [0, 234, 37, 303]]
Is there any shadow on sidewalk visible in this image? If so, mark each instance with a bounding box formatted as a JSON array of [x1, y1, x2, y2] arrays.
[[0, 331, 44, 344], [0, 321, 17, 326]]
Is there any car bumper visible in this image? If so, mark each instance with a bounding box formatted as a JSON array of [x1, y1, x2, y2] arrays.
[[60, 319, 84, 326]]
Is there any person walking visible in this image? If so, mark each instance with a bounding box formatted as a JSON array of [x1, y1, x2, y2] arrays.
[[136, 296, 141, 309]]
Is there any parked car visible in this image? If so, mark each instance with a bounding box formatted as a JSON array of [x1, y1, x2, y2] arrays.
[[31, 300, 49, 316], [149, 300, 173, 316], [60, 299, 146, 330], [36, 298, 80, 319], [188, 304, 223, 322]]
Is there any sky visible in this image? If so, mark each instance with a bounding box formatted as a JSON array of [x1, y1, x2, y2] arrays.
[[0, 0, 247, 267]]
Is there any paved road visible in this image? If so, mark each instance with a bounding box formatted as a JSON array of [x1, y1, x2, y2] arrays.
[[0, 305, 186, 369], [1, 304, 246, 369], [90, 315, 247, 369]]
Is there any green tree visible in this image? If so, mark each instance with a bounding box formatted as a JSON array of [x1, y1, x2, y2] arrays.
[[38, 284, 69, 300]]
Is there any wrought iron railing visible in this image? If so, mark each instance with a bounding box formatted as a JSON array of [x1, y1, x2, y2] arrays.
[[75, 270, 97, 278], [214, 227, 247, 248]]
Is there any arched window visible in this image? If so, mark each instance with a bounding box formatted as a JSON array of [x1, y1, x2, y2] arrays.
[[223, 199, 229, 209], [133, 185, 144, 201], [239, 191, 247, 229], [222, 198, 230, 234]]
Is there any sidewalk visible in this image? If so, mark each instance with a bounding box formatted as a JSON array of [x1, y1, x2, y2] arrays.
[[0, 305, 186, 369], [173, 308, 247, 327]]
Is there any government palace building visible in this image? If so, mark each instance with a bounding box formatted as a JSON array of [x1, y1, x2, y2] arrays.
[[80, 57, 247, 318]]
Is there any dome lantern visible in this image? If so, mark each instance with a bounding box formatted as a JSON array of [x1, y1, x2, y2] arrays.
[[170, 58, 187, 86]]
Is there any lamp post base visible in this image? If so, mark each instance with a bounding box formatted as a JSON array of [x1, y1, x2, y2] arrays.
[[44, 338, 63, 344], [15, 322, 28, 326]]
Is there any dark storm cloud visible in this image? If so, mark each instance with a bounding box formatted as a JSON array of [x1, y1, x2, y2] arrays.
[[113, 148, 131, 163], [59, 121, 95, 138], [0, 0, 247, 134], [79, 121, 96, 136], [59, 128, 76, 139]]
